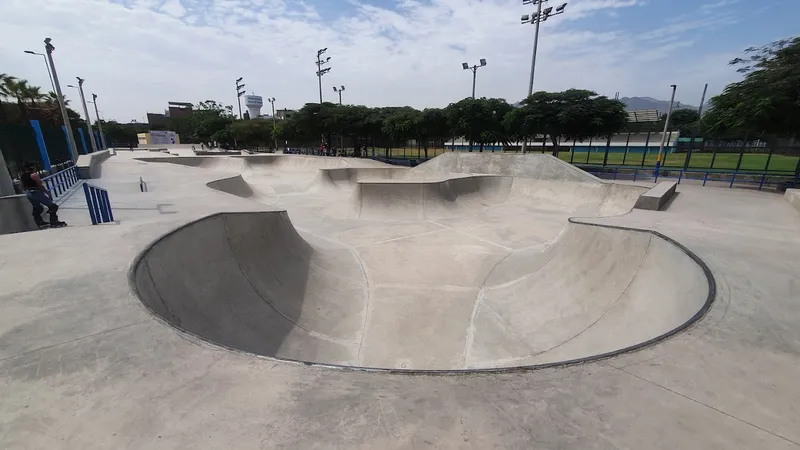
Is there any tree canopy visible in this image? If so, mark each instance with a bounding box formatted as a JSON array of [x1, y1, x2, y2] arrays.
[[703, 37, 800, 137]]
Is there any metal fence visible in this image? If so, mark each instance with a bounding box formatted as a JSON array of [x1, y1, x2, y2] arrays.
[[41, 164, 80, 201]]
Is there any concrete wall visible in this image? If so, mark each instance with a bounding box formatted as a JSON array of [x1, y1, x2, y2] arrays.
[[77, 150, 113, 179], [785, 189, 800, 213], [0, 195, 37, 235]]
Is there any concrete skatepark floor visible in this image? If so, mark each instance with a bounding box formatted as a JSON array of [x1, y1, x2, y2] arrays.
[[130, 153, 712, 371], [1, 149, 799, 449]]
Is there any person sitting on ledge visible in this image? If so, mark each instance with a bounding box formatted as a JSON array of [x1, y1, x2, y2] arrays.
[[19, 163, 65, 229]]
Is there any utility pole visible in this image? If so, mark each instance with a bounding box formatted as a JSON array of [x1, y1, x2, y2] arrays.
[[520, 1, 567, 153], [92, 93, 107, 149], [44, 38, 79, 161], [235, 77, 245, 119], [267, 97, 278, 151], [656, 84, 677, 178], [697, 83, 709, 117], [75, 78, 99, 153]]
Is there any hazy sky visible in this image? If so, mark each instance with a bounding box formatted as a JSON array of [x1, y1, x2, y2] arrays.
[[1, 0, 796, 122]]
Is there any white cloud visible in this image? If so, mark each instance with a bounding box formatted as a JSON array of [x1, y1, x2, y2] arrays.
[[0, 0, 746, 121]]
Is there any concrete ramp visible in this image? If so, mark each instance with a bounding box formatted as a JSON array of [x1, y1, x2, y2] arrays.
[[131, 212, 713, 371]]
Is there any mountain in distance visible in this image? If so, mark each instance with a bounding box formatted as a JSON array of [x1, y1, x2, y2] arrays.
[[619, 96, 699, 112]]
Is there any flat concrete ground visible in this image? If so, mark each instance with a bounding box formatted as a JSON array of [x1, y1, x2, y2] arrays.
[[1, 151, 799, 449]]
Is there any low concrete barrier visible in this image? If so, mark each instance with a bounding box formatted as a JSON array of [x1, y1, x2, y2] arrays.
[[634, 181, 677, 211], [785, 189, 800, 213], [77, 150, 113, 179], [0, 194, 37, 235]]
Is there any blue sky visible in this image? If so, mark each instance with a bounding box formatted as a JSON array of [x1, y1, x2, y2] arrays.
[[1, 0, 795, 121]]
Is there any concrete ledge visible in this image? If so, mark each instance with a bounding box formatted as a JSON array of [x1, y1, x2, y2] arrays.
[[77, 150, 113, 179], [785, 189, 800, 212], [0, 194, 37, 235], [634, 181, 677, 211]]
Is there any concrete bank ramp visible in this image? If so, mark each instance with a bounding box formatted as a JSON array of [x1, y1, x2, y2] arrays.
[[131, 211, 713, 371]]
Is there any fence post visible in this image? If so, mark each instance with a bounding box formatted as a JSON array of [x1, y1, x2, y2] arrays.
[[29, 120, 52, 171], [641, 132, 651, 167], [663, 131, 673, 167], [83, 184, 98, 225], [763, 146, 774, 172]]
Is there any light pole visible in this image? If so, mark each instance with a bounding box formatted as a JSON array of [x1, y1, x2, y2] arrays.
[[91, 94, 107, 149], [235, 77, 245, 119], [316, 48, 331, 104], [332, 86, 346, 152], [656, 84, 677, 178], [23, 50, 56, 93], [267, 97, 278, 151], [520, 1, 567, 153], [44, 38, 79, 161], [462, 59, 487, 99], [70, 78, 99, 154], [333, 85, 345, 105]]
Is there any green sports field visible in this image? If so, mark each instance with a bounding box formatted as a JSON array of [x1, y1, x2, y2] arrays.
[[558, 150, 799, 172]]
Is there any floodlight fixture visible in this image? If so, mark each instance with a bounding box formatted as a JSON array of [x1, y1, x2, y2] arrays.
[[318, 47, 328, 56], [543, 6, 553, 15], [480, 58, 487, 66], [556, 2, 567, 12], [521, 14, 530, 22], [462, 62, 469, 70], [236, 77, 243, 83]]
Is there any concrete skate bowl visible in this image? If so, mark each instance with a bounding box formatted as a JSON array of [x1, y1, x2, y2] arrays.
[[130, 211, 715, 373]]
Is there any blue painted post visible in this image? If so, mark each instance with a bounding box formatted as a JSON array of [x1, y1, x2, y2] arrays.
[[94, 130, 103, 150], [29, 120, 52, 171], [61, 125, 78, 161], [103, 190, 114, 222], [77, 128, 88, 155]]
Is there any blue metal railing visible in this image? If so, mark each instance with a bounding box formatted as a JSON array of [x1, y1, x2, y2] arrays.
[[83, 184, 114, 225], [41, 165, 79, 201], [584, 166, 799, 191]]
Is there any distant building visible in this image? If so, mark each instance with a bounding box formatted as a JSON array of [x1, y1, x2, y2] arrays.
[[147, 101, 194, 125], [137, 131, 181, 145], [276, 109, 296, 120]]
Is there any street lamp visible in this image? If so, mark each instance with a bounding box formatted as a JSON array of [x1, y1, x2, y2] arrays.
[[655, 84, 677, 179], [73, 77, 99, 154], [332, 85, 345, 105], [462, 58, 487, 99], [235, 77, 245, 119], [316, 48, 331, 104], [44, 38, 79, 161], [267, 97, 278, 151], [24, 50, 56, 93], [91, 94, 107, 149], [521, 1, 567, 153]]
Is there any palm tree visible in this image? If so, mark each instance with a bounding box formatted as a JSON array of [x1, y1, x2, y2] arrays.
[[46, 91, 69, 106], [23, 85, 45, 106], [0, 73, 17, 101]]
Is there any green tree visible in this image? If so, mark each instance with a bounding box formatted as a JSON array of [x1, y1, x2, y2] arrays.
[[445, 98, 512, 151], [703, 37, 800, 137], [514, 90, 627, 156], [230, 119, 274, 148], [187, 100, 235, 145], [416, 108, 450, 158]]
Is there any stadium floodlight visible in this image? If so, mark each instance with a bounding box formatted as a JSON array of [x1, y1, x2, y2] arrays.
[[480, 58, 487, 66], [236, 77, 243, 83], [462, 62, 469, 70], [462, 59, 488, 99], [556, 2, 567, 12], [318, 48, 327, 56], [543, 6, 553, 15], [521, 14, 530, 22]]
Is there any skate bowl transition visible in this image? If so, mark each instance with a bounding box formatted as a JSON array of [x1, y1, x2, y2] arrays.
[[130, 153, 715, 372]]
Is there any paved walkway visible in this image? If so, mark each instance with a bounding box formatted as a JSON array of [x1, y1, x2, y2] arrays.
[[1, 151, 799, 449]]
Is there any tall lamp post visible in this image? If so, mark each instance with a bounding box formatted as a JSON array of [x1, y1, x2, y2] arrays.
[[69, 78, 99, 154], [655, 84, 677, 179], [520, 1, 567, 153], [91, 94, 107, 149], [235, 77, 245, 119], [23, 50, 56, 93], [462, 59, 487, 99], [267, 97, 278, 151], [333, 86, 346, 151], [316, 48, 331, 104], [44, 38, 79, 161]]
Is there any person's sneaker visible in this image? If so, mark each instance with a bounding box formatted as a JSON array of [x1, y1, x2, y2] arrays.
[[37, 223, 50, 229], [49, 221, 68, 228]]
